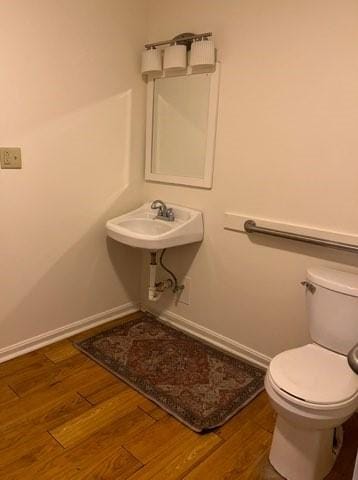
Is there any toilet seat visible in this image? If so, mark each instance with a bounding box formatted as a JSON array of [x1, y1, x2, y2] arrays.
[[269, 343, 358, 407]]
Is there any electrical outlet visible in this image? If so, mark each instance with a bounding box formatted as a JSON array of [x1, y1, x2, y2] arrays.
[[0, 148, 22, 169], [178, 276, 191, 305]]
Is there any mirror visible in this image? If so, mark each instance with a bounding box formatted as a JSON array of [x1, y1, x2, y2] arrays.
[[145, 65, 220, 189]]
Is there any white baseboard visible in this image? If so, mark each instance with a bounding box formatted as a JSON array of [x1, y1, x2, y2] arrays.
[[145, 308, 271, 369], [0, 302, 139, 364]]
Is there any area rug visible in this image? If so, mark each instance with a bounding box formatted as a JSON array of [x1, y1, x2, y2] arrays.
[[74, 314, 265, 432]]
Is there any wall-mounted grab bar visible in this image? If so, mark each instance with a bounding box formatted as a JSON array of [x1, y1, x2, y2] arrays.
[[244, 220, 358, 254]]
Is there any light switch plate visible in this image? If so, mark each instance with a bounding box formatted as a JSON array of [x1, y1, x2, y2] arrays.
[[0, 148, 22, 169]]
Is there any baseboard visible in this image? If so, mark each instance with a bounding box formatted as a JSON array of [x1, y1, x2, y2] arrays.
[[0, 302, 139, 364], [145, 308, 271, 369]]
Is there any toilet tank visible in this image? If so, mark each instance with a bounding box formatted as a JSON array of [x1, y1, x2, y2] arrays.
[[306, 267, 358, 355]]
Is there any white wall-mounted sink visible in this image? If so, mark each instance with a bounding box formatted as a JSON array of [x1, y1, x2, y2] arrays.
[[106, 202, 203, 250]]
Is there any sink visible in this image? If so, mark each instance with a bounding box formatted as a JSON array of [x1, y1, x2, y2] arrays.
[[106, 202, 203, 250]]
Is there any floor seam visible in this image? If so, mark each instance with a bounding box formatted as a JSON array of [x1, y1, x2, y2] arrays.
[[137, 405, 163, 421], [75, 390, 94, 406], [5, 382, 21, 399], [47, 429, 66, 450], [121, 444, 145, 466], [174, 436, 226, 479]]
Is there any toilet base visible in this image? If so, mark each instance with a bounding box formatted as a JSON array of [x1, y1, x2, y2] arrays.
[[269, 416, 343, 480]]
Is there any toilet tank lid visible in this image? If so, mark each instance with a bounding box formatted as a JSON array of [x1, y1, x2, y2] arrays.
[[307, 267, 358, 297]]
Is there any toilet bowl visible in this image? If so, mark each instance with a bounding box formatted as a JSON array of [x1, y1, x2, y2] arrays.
[[266, 267, 358, 480], [266, 344, 358, 479]]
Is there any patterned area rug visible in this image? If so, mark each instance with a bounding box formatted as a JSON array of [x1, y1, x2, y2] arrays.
[[74, 314, 265, 432]]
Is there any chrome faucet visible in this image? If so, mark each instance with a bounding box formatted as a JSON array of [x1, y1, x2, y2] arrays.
[[151, 200, 175, 222]]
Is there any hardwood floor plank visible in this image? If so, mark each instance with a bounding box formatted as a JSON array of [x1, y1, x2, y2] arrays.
[[253, 399, 277, 433], [11, 408, 154, 480], [40, 339, 78, 363], [0, 357, 54, 391], [75, 374, 117, 399], [0, 395, 89, 477], [0, 390, 57, 428], [60, 408, 153, 469], [60, 362, 115, 394], [0, 366, 108, 429], [0, 431, 63, 475], [127, 431, 222, 480], [13, 446, 141, 480], [77, 447, 141, 480], [0, 365, 111, 425], [237, 449, 272, 479], [0, 393, 91, 453], [124, 416, 214, 465], [82, 378, 129, 405], [0, 350, 48, 379], [50, 388, 144, 448], [5, 353, 95, 397], [0, 383, 18, 405], [184, 421, 272, 479], [137, 397, 168, 421]]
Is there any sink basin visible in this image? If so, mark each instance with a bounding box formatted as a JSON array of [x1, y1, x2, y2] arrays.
[[106, 202, 203, 250]]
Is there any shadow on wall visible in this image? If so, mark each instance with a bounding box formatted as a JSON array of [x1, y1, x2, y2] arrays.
[[0, 90, 144, 350]]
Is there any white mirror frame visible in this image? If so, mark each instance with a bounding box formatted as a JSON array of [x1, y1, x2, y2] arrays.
[[145, 63, 220, 189]]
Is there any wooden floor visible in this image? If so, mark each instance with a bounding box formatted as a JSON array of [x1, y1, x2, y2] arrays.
[[0, 311, 356, 479]]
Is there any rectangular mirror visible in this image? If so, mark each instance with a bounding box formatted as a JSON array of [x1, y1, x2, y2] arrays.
[[145, 64, 220, 189]]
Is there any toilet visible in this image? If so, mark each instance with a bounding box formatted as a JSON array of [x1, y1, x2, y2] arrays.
[[265, 267, 358, 480]]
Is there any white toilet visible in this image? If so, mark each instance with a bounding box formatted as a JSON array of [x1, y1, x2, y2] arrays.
[[265, 267, 358, 480]]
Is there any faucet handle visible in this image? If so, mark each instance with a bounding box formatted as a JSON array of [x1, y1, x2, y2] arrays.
[[166, 208, 175, 221]]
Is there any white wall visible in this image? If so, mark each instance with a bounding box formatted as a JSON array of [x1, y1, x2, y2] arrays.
[[143, 0, 358, 358], [0, 0, 147, 350], [2, 0, 358, 361]]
